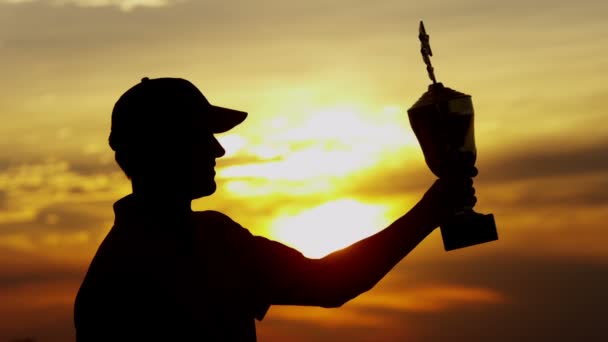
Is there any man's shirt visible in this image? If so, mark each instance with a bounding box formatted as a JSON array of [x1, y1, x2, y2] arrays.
[[74, 194, 306, 341]]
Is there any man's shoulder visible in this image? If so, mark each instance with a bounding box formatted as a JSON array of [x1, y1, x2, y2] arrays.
[[193, 210, 237, 226], [192, 210, 253, 238]]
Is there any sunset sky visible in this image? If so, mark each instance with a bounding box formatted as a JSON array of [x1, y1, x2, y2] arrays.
[[1, 0, 607, 341]]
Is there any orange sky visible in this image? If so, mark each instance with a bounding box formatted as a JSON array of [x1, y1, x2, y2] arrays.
[[1, 0, 607, 341]]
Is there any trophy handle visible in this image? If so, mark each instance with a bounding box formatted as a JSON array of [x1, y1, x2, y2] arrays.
[[440, 210, 497, 251]]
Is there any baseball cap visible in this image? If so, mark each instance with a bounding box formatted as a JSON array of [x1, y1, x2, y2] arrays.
[[109, 77, 247, 152]]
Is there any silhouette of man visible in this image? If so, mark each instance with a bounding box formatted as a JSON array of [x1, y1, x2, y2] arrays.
[[74, 77, 476, 341]]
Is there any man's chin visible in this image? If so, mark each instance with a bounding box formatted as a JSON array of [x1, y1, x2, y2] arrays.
[[190, 183, 216, 199]]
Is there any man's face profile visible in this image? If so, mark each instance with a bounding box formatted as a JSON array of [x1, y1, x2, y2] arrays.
[[138, 117, 227, 200], [186, 130, 226, 199]]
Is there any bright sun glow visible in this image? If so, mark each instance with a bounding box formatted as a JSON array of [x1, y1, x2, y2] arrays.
[[218, 106, 419, 187], [216, 134, 248, 157], [215, 106, 421, 252], [270, 199, 392, 258]]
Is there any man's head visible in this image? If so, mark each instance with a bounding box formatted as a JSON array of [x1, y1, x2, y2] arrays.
[[109, 77, 247, 199]]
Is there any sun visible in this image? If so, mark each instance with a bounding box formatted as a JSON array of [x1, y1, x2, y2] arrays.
[[218, 105, 420, 184], [269, 199, 392, 258]]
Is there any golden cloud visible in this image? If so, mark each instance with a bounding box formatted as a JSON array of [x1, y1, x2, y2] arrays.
[[1, 0, 179, 11]]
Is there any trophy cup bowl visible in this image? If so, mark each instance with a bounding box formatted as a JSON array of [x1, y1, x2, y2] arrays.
[[408, 82, 497, 251]]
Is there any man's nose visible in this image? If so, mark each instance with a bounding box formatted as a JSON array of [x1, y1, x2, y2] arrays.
[[213, 136, 226, 158]]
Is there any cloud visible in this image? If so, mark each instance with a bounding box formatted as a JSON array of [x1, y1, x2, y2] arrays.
[[351, 285, 505, 313], [482, 139, 608, 183], [66, 157, 120, 176], [0, 158, 123, 259], [0, 158, 126, 203], [0, 202, 112, 235], [0, 246, 83, 289], [488, 174, 608, 209], [0, 190, 7, 210], [335, 138, 608, 207], [1, 0, 181, 11], [397, 254, 608, 342], [0, 204, 113, 263], [217, 154, 284, 170], [258, 254, 608, 341], [0, 248, 81, 341]]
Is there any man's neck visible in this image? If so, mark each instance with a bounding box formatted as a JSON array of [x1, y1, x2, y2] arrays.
[[131, 183, 192, 215]]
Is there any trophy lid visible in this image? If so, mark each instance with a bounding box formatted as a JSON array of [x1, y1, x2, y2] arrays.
[[408, 82, 470, 110]]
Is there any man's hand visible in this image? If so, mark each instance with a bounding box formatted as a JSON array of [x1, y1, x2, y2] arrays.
[[414, 167, 478, 229]]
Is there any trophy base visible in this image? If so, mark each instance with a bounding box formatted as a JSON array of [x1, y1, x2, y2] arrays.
[[440, 212, 497, 251]]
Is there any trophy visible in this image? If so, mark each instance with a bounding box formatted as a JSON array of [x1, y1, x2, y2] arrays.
[[407, 21, 498, 251]]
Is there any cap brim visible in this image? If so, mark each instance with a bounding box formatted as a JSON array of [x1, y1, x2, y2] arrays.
[[209, 105, 248, 134]]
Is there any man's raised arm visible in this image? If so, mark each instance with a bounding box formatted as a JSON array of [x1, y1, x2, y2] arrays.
[[258, 177, 476, 308]]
